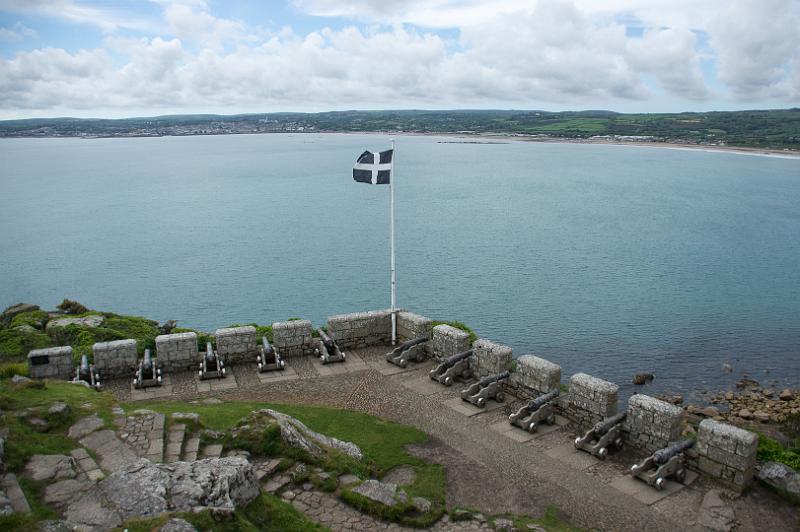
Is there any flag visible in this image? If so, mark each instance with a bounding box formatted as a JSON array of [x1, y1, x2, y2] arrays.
[[353, 149, 393, 184]]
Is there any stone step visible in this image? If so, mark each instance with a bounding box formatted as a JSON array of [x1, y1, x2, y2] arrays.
[[201, 443, 223, 459], [182, 435, 200, 462], [70, 448, 105, 482], [165, 424, 186, 463], [1, 473, 31, 513]]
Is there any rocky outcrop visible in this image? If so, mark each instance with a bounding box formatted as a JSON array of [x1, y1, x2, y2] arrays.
[[1, 303, 39, 324], [757, 462, 800, 501], [351, 479, 407, 506], [238, 409, 362, 461], [64, 457, 259, 530], [23, 454, 76, 482], [46, 315, 105, 331]]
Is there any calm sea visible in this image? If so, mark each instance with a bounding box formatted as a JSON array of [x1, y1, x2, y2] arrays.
[[1, 134, 799, 399]]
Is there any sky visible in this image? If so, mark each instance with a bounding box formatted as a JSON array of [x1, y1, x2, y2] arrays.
[[0, 0, 798, 119]]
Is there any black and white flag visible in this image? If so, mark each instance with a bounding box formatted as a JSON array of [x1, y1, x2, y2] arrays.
[[353, 149, 393, 184]]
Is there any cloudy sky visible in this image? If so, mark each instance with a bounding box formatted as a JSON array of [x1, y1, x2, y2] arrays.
[[0, 0, 798, 119]]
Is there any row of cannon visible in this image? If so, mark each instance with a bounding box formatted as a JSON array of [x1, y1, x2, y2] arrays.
[[385, 336, 694, 491]]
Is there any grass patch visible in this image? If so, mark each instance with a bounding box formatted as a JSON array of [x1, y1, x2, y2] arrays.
[[17, 476, 59, 521], [430, 320, 478, 344], [0, 380, 115, 472], [492, 505, 582, 532], [0, 362, 28, 378], [0, 328, 53, 360], [758, 433, 800, 471]]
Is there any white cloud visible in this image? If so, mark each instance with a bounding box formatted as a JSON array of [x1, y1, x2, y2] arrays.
[[0, 0, 156, 33]]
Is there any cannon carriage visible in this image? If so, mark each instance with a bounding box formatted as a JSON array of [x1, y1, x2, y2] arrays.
[[461, 370, 509, 408], [133, 348, 162, 389], [385, 336, 428, 368], [74, 354, 101, 391], [429, 349, 473, 386], [509, 389, 559, 432], [574, 411, 627, 459], [629, 439, 694, 490], [317, 329, 346, 364], [257, 336, 285, 372], [199, 342, 226, 380]]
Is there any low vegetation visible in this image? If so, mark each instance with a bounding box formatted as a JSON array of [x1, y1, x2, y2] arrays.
[[757, 433, 800, 471]]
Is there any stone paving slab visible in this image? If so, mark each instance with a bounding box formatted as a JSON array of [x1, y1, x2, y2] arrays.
[[397, 374, 452, 396], [442, 396, 508, 417], [490, 415, 569, 443], [314, 352, 369, 377], [1, 473, 31, 513], [609, 470, 699, 505], [255, 364, 300, 384], [543, 442, 600, 471], [79, 429, 139, 472], [366, 359, 424, 376], [196, 375, 239, 393], [130, 374, 175, 401], [202, 444, 223, 458]]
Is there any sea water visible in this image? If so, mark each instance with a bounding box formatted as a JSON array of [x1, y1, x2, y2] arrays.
[[1, 133, 798, 398]]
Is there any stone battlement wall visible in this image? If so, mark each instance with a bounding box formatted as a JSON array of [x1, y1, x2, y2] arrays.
[[216, 326, 258, 364], [93, 339, 138, 378], [471, 339, 513, 378], [561, 373, 620, 430], [623, 394, 684, 454], [273, 319, 315, 357], [431, 324, 470, 360], [326, 310, 392, 349], [27, 346, 74, 380], [156, 332, 198, 372]]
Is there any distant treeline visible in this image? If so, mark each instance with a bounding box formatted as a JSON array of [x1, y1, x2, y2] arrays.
[[1, 108, 798, 150]]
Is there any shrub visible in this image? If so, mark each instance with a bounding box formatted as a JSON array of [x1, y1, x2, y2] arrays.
[[0, 362, 29, 379], [56, 299, 89, 315], [758, 433, 800, 471]]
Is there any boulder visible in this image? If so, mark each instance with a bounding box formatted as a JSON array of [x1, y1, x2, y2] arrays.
[[38, 521, 77, 532], [351, 479, 407, 507], [753, 410, 770, 423], [46, 315, 105, 331], [412, 496, 432, 513], [757, 462, 800, 501], [68, 414, 105, 439], [700, 406, 720, 418], [48, 402, 70, 418], [698, 490, 735, 532], [170, 412, 201, 424], [738, 409, 753, 420], [722, 363, 732, 374], [24, 454, 76, 482], [160, 518, 198, 532], [632, 373, 654, 385], [1, 303, 39, 324], [13, 324, 38, 333], [43, 479, 90, 510], [11, 375, 31, 384], [494, 518, 516, 531], [64, 457, 258, 530], [0, 489, 12, 516], [237, 409, 362, 461], [779, 389, 794, 401]]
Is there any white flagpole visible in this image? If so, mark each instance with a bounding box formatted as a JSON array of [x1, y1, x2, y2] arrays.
[[390, 138, 397, 345]]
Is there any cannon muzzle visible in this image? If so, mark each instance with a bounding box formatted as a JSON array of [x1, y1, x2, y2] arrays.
[[653, 439, 694, 465], [205, 342, 216, 362], [143, 348, 153, 370], [398, 336, 428, 350], [441, 349, 474, 368], [592, 411, 627, 436], [478, 370, 510, 387], [262, 336, 274, 355], [527, 389, 560, 411], [319, 329, 336, 351], [80, 354, 90, 370]]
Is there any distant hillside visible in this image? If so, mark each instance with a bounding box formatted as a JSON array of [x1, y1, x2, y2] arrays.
[[1, 108, 798, 150]]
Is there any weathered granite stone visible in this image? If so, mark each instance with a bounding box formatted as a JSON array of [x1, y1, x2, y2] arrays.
[[215, 326, 257, 364], [513, 354, 561, 396], [47, 315, 105, 331], [757, 462, 800, 500], [65, 457, 259, 530], [563, 373, 619, 429], [327, 310, 392, 349], [1, 302, 39, 324], [37, 521, 76, 532], [624, 394, 684, 453], [68, 414, 105, 439], [156, 332, 198, 372], [23, 454, 76, 482], [472, 338, 513, 378], [272, 320, 315, 357], [412, 496, 432, 513], [0, 489, 11, 516], [48, 401, 70, 418], [694, 419, 758, 490], [11, 375, 31, 384], [352, 479, 407, 506], [43, 479, 90, 510], [93, 339, 138, 378], [160, 517, 198, 532], [396, 311, 433, 354], [698, 490, 735, 531], [27, 346, 74, 380], [431, 325, 470, 360]]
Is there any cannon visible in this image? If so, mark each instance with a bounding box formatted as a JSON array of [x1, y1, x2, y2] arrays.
[[256, 336, 285, 372], [461, 371, 509, 408], [316, 329, 346, 364], [574, 411, 627, 459], [429, 350, 474, 386], [133, 349, 162, 389], [385, 336, 428, 368], [199, 342, 225, 380], [628, 439, 694, 490], [509, 389, 560, 432], [74, 354, 101, 390]]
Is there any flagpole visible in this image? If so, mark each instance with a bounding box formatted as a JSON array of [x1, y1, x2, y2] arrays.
[[390, 138, 397, 345]]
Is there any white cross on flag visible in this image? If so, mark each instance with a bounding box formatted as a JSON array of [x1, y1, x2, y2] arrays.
[[353, 149, 393, 184]]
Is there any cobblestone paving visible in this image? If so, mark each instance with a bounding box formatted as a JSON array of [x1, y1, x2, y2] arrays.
[[119, 411, 165, 462], [285, 489, 493, 532]]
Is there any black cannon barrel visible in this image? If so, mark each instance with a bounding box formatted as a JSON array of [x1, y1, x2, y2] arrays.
[[592, 411, 627, 436], [80, 354, 90, 370], [398, 335, 428, 350], [205, 342, 215, 362], [143, 348, 153, 369], [319, 329, 336, 351], [478, 370, 510, 387], [441, 349, 474, 368], [653, 439, 694, 465], [527, 389, 560, 411], [262, 336, 274, 355]]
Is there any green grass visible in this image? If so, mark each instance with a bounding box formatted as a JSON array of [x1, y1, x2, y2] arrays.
[[430, 320, 478, 344], [758, 433, 800, 471], [498, 505, 582, 531], [0, 327, 53, 360]]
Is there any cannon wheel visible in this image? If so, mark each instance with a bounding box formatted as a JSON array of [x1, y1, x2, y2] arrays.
[[444, 377, 453, 387], [655, 477, 666, 490], [496, 392, 505, 403], [527, 422, 538, 433], [675, 468, 686, 482], [547, 413, 556, 425], [400, 359, 407, 368], [476, 397, 486, 408], [614, 438, 624, 449], [597, 447, 608, 460]]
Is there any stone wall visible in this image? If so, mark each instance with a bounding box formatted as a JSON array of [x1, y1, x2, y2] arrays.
[[215, 326, 257, 364], [431, 325, 470, 360], [155, 332, 199, 371], [93, 339, 138, 378], [27, 346, 74, 380], [471, 339, 513, 378], [397, 311, 433, 342], [693, 419, 758, 490], [272, 320, 314, 357], [509, 354, 561, 400], [562, 373, 619, 430], [623, 394, 684, 454], [326, 310, 392, 349]]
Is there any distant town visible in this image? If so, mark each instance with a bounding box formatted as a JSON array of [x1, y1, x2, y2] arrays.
[[1, 109, 798, 151]]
